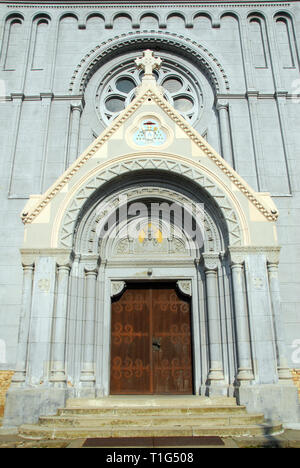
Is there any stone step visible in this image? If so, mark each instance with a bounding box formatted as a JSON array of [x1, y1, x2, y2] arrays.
[[19, 422, 283, 440], [66, 396, 237, 409], [58, 405, 248, 417], [38, 413, 265, 428]]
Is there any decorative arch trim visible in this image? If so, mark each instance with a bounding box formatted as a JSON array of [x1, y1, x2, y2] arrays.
[[68, 30, 230, 94], [74, 183, 225, 255], [54, 153, 246, 249]]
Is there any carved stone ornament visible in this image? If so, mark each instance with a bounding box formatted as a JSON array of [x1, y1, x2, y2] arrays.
[[82, 255, 99, 274], [114, 233, 187, 257], [111, 281, 126, 298], [135, 49, 162, 78], [265, 247, 281, 265], [229, 246, 281, 265], [38, 278, 51, 293], [177, 280, 192, 297], [229, 252, 246, 266], [252, 277, 264, 290], [133, 119, 167, 147], [202, 253, 220, 271]]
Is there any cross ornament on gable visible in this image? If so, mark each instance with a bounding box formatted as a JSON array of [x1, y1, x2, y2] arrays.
[[135, 49, 162, 78]]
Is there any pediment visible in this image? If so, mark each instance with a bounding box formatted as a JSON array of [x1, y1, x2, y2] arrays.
[[21, 56, 278, 227]]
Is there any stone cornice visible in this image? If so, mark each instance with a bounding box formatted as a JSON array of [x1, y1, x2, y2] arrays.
[[3, 1, 293, 6], [228, 245, 281, 263], [20, 247, 74, 265]]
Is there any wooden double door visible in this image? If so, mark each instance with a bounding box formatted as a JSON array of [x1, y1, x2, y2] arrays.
[[110, 283, 193, 395]]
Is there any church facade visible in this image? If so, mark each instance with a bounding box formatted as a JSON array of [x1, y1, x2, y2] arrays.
[[0, 0, 300, 427]]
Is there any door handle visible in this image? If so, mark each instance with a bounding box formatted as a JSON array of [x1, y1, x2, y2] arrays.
[[152, 337, 161, 351]]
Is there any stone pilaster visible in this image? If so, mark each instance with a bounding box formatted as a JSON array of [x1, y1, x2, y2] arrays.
[[216, 99, 234, 168], [229, 251, 254, 384], [80, 258, 99, 394], [266, 249, 292, 382], [49, 262, 71, 388], [11, 260, 35, 386], [68, 101, 83, 165], [203, 253, 225, 389]]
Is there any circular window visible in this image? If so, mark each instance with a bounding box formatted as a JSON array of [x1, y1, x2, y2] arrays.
[[97, 59, 203, 126], [105, 96, 125, 113], [174, 96, 194, 112], [116, 77, 136, 94], [162, 77, 183, 93]]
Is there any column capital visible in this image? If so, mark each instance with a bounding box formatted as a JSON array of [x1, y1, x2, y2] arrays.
[[56, 263, 71, 275], [266, 246, 281, 265], [83, 255, 100, 275], [228, 247, 247, 265], [71, 95, 85, 108], [215, 94, 229, 108], [267, 262, 279, 273], [22, 262, 35, 272], [20, 250, 36, 268], [215, 99, 229, 111], [202, 253, 220, 271], [71, 103, 83, 114]]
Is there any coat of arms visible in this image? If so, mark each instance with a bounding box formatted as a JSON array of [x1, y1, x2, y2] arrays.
[[133, 119, 167, 146]]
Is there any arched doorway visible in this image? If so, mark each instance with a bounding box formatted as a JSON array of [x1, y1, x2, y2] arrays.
[[71, 169, 229, 396]]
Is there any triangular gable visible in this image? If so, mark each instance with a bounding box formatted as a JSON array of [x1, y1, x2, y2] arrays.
[[21, 76, 278, 225]]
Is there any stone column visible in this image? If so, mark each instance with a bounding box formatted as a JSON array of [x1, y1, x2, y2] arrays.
[[80, 259, 99, 394], [203, 254, 225, 388], [267, 250, 292, 382], [49, 262, 71, 387], [11, 261, 34, 386], [216, 99, 234, 168], [68, 102, 83, 165], [230, 253, 254, 384]]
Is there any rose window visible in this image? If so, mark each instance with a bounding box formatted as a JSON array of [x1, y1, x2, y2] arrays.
[[96, 60, 203, 126]]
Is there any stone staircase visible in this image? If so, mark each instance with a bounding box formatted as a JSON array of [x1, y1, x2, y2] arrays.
[[18, 396, 283, 439]]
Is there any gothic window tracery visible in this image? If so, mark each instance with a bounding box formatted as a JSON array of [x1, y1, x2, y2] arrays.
[[96, 59, 203, 126]]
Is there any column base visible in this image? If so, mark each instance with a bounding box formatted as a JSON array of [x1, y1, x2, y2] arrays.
[[49, 366, 67, 388], [236, 368, 254, 384], [79, 364, 96, 398], [206, 369, 228, 396], [277, 367, 293, 383], [205, 384, 229, 397], [236, 383, 300, 423], [10, 372, 26, 388]]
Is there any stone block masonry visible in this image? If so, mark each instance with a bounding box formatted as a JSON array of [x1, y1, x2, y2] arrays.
[[0, 371, 14, 417]]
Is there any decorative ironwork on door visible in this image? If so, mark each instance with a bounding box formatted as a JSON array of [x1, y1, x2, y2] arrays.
[[110, 283, 193, 394]]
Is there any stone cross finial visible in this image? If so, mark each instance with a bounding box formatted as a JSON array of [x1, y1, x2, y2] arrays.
[[135, 50, 162, 78]]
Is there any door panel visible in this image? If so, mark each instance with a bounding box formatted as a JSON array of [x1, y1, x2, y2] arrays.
[[110, 284, 193, 395], [152, 288, 193, 394], [110, 289, 151, 394]]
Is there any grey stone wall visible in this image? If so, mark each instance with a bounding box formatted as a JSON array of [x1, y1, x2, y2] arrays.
[[0, 0, 299, 370]]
